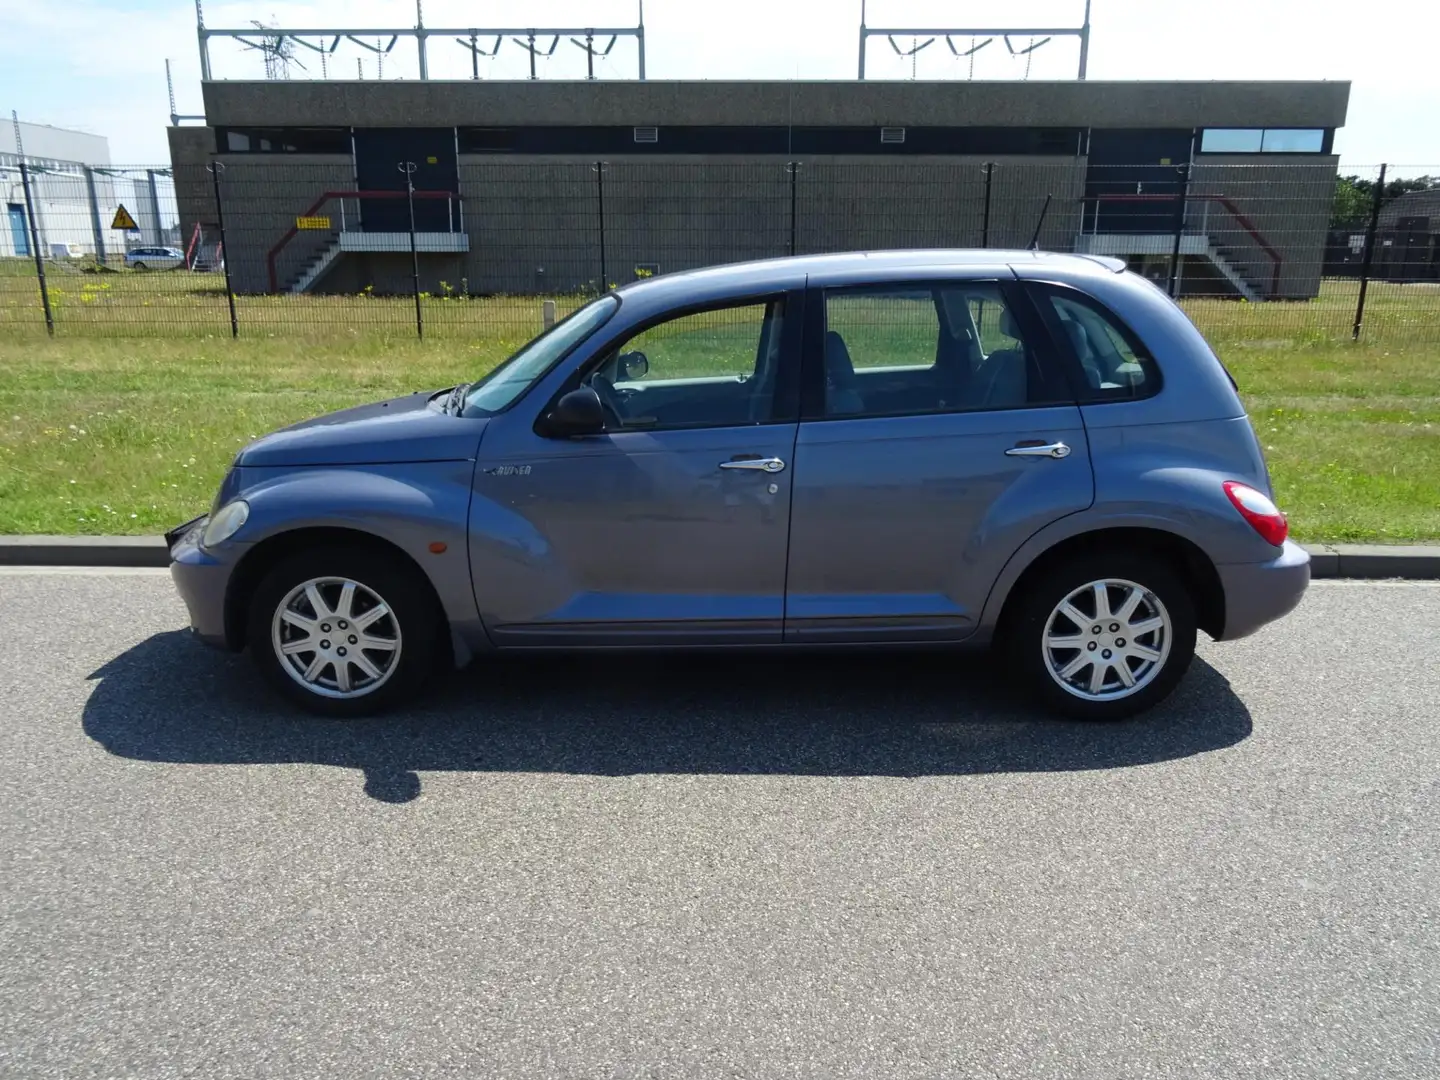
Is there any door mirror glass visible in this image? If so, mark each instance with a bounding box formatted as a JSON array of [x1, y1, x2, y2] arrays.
[[547, 387, 606, 437], [618, 350, 650, 381]]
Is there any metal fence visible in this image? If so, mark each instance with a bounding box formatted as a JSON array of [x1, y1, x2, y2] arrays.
[[2, 159, 1436, 347]]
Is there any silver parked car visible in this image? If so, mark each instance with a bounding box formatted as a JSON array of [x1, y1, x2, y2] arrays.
[[124, 247, 186, 271], [169, 251, 1308, 719]]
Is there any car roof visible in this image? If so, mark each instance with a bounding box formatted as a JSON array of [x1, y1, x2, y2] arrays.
[[610, 249, 1125, 308]]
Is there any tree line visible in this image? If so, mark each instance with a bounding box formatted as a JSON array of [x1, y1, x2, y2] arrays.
[[1332, 174, 1439, 227]]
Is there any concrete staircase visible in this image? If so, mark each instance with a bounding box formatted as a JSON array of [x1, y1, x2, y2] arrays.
[[1074, 233, 1263, 301], [282, 231, 470, 294], [286, 239, 342, 294]]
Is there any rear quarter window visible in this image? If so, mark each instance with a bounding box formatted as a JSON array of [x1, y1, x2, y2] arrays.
[[1037, 286, 1161, 403]]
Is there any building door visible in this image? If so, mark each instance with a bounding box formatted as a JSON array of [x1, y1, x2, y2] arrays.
[[1085, 129, 1195, 235], [7, 204, 29, 256], [352, 128, 458, 232]]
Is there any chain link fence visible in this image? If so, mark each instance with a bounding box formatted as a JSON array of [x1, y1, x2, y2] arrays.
[[2, 159, 1436, 347]]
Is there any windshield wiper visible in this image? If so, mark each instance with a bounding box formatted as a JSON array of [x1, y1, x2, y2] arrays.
[[444, 382, 471, 415]]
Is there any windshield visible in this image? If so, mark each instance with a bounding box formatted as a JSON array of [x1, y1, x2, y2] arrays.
[[461, 295, 620, 416]]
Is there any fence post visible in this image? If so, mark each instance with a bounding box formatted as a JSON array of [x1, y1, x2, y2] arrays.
[[83, 166, 107, 267], [400, 161, 423, 340], [1167, 162, 1192, 298], [595, 160, 607, 291], [208, 163, 239, 339], [786, 162, 799, 256], [1352, 163, 1387, 341], [18, 162, 54, 336], [981, 162, 993, 248]]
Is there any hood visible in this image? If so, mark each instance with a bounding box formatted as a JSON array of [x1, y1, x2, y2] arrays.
[[237, 390, 488, 467]]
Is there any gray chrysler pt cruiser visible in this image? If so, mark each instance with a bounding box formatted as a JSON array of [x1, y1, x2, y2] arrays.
[[169, 251, 1308, 719]]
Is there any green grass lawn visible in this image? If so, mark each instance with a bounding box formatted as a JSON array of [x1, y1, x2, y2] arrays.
[[0, 267, 1436, 541]]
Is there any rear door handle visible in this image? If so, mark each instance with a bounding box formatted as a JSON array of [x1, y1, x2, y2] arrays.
[[720, 456, 786, 473], [1005, 441, 1072, 459]]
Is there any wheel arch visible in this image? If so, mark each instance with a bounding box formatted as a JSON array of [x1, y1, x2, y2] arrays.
[[223, 526, 445, 652], [987, 524, 1225, 642]]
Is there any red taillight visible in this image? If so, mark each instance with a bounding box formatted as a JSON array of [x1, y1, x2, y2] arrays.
[[1224, 481, 1288, 547]]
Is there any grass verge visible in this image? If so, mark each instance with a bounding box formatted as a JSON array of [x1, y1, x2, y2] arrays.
[[0, 285, 1436, 541]]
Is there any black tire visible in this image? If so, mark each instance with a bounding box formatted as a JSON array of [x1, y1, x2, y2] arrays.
[[132, 262, 147, 271], [248, 546, 442, 718], [1003, 550, 1197, 721]]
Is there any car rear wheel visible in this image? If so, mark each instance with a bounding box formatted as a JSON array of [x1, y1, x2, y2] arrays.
[[248, 548, 440, 717], [1004, 551, 1197, 720], [131, 262, 148, 271]]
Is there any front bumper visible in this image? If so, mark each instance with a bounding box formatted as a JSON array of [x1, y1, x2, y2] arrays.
[[167, 515, 235, 648], [1215, 539, 1311, 640]]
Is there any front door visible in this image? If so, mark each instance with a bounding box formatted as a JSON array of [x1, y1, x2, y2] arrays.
[[352, 128, 458, 232], [470, 294, 802, 646], [1085, 129, 1196, 235], [784, 279, 1094, 642]]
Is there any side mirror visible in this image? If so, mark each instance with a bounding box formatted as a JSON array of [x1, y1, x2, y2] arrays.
[[545, 386, 606, 437], [619, 350, 649, 381]]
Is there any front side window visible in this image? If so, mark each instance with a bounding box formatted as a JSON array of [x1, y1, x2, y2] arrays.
[[1042, 289, 1159, 401], [818, 282, 1065, 418], [582, 299, 786, 430], [463, 295, 619, 416]]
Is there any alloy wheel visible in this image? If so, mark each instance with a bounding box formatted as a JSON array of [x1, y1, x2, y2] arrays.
[[270, 576, 402, 700], [1041, 578, 1172, 701]]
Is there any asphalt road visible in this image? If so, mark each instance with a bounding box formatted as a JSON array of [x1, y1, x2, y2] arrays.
[[1, 570, 1437, 1079]]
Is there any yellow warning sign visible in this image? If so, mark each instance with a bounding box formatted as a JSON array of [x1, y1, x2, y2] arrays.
[[110, 205, 139, 231], [296, 216, 332, 231]]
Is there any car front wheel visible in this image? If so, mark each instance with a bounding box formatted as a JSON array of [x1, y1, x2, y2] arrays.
[[248, 548, 440, 717], [1005, 551, 1197, 720]]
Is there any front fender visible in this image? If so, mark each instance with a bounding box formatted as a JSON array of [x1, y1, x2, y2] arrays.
[[233, 461, 481, 628]]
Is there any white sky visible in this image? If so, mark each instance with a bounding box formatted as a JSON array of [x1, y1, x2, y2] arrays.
[[0, 0, 1435, 168]]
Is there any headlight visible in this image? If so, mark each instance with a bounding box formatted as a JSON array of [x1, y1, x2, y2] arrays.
[[202, 500, 250, 547]]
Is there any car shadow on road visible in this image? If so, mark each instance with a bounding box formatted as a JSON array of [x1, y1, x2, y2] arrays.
[[83, 631, 1253, 803]]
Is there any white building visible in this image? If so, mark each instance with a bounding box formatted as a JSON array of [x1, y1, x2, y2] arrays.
[[1, 116, 174, 260]]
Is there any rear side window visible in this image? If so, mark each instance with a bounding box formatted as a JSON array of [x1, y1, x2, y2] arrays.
[[1040, 288, 1160, 402], [815, 281, 1069, 419]]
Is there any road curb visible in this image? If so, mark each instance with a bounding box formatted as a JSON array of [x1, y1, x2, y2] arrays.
[[0, 536, 170, 568], [1303, 544, 1440, 580], [1, 537, 1438, 578]]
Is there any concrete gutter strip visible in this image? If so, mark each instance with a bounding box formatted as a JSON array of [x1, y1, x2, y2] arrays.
[[0, 537, 1438, 578]]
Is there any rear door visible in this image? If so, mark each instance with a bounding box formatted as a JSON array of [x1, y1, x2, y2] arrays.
[[783, 277, 1093, 643]]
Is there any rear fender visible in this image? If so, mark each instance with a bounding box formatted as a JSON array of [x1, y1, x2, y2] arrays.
[[977, 482, 1265, 642]]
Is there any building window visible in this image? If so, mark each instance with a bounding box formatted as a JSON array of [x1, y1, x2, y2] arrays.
[[218, 127, 351, 154], [1200, 128, 1327, 154], [1259, 128, 1326, 153]]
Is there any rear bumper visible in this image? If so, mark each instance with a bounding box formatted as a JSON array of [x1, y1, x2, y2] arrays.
[[167, 516, 236, 648], [1215, 539, 1311, 641]]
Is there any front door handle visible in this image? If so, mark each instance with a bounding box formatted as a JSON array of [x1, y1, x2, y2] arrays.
[[720, 456, 786, 473], [1005, 440, 1072, 460]]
